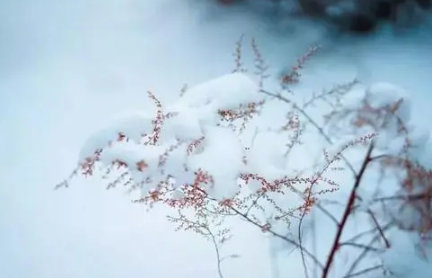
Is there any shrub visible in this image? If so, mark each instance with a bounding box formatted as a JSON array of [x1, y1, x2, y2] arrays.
[[214, 0, 432, 34], [57, 37, 432, 278]]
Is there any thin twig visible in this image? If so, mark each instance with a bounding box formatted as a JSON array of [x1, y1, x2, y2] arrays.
[[299, 214, 310, 278], [315, 203, 339, 225], [367, 210, 390, 248], [339, 242, 381, 252], [343, 265, 383, 278], [195, 187, 324, 268], [209, 229, 225, 278], [344, 229, 390, 278], [260, 89, 358, 178], [228, 205, 324, 269]]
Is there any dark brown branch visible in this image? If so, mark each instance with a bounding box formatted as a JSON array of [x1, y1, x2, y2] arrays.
[[321, 142, 375, 278]]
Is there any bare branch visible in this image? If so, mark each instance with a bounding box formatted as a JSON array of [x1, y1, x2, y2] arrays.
[[321, 142, 375, 278]]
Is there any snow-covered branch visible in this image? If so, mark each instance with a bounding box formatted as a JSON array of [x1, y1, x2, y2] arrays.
[[58, 38, 432, 278]]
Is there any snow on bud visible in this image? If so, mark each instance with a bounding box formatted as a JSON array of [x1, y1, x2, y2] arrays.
[[162, 104, 204, 142], [365, 82, 411, 123], [330, 82, 413, 153], [79, 111, 154, 161], [338, 87, 366, 110], [363, 83, 410, 143], [187, 126, 245, 200], [171, 188, 185, 200], [404, 124, 431, 163], [245, 131, 289, 187], [177, 72, 262, 112], [98, 141, 164, 187]]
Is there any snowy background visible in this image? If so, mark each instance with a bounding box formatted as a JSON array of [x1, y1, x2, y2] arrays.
[[1, 0, 432, 278]]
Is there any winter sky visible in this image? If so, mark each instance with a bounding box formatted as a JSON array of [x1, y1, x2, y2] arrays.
[[1, 1, 432, 278]]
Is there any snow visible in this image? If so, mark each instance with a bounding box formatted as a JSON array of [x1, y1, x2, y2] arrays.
[[381, 230, 432, 278], [3, 1, 432, 278], [99, 141, 168, 191], [162, 105, 205, 141], [79, 111, 154, 160], [171, 188, 186, 200], [187, 126, 245, 199], [76, 67, 432, 278], [366, 82, 411, 125], [245, 130, 290, 190], [331, 82, 424, 158], [177, 72, 262, 111], [78, 73, 261, 200]]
